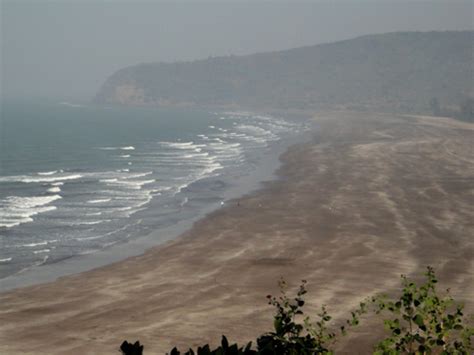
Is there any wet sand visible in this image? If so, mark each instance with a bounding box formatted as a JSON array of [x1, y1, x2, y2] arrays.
[[0, 111, 473, 354]]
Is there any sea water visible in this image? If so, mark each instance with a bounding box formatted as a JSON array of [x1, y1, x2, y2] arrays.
[[0, 99, 309, 283]]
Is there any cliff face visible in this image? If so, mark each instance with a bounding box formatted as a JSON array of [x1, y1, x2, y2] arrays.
[[95, 31, 474, 113]]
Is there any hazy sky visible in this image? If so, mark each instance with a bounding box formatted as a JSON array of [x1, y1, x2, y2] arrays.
[[2, 1, 473, 101]]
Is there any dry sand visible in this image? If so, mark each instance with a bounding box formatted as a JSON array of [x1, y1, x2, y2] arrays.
[[0, 111, 473, 354]]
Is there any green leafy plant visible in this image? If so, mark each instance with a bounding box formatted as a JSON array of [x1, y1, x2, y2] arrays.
[[371, 267, 473, 354], [257, 278, 364, 355], [119, 267, 472, 354], [257, 278, 332, 354]]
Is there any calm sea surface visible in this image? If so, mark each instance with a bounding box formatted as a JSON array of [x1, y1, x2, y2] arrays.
[[0, 100, 308, 280]]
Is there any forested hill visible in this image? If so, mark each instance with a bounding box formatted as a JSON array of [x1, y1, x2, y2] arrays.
[[95, 31, 473, 114]]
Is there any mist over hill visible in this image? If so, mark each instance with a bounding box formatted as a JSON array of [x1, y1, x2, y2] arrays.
[[96, 31, 473, 114]]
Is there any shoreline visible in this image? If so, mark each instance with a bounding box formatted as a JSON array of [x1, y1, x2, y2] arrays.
[[0, 113, 313, 292], [0, 111, 472, 354]]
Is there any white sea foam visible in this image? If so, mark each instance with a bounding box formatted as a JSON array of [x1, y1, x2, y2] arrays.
[[0, 257, 12, 263], [160, 141, 203, 150], [120, 154, 131, 158], [180, 197, 189, 207], [113, 179, 155, 189], [51, 182, 64, 186], [87, 198, 112, 204], [47, 186, 61, 193], [237, 124, 276, 138], [19, 239, 57, 248], [124, 172, 153, 179], [201, 162, 223, 175], [209, 142, 241, 150], [70, 220, 110, 226], [100, 178, 118, 183], [33, 249, 50, 254], [21, 241, 48, 247], [0, 174, 82, 184], [74, 220, 141, 241], [38, 170, 57, 176], [98, 146, 135, 151], [74, 235, 106, 241], [183, 152, 209, 158], [86, 212, 103, 216], [0, 195, 62, 228]]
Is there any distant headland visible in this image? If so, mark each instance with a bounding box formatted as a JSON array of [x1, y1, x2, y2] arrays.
[[96, 31, 473, 118]]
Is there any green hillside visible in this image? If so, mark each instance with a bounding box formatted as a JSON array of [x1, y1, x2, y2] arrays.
[[96, 31, 473, 115]]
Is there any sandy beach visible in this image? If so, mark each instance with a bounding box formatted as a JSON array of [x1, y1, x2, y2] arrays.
[[0, 111, 473, 354]]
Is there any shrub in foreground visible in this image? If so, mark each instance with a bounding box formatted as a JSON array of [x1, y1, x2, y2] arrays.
[[371, 266, 473, 354], [120, 268, 473, 354]]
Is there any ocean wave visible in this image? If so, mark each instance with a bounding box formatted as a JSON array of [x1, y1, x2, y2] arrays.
[[100, 175, 155, 189], [209, 142, 241, 150], [180, 197, 189, 207], [162, 141, 193, 146], [74, 219, 141, 241], [21, 241, 49, 247], [236, 124, 277, 138], [33, 249, 50, 254], [86, 212, 103, 216], [98, 146, 135, 151], [0, 195, 62, 228], [87, 198, 112, 204], [70, 220, 110, 226], [124, 172, 153, 179], [0, 257, 12, 263], [183, 152, 210, 158], [0, 208, 57, 229], [200, 162, 223, 175], [37, 170, 57, 176], [120, 154, 131, 158], [100, 178, 118, 183], [160, 141, 206, 150], [113, 179, 155, 189], [0, 173, 83, 184], [47, 186, 61, 193]]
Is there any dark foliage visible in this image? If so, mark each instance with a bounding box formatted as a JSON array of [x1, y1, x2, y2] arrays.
[[121, 340, 144, 355], [166, 336, 256, 355]]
